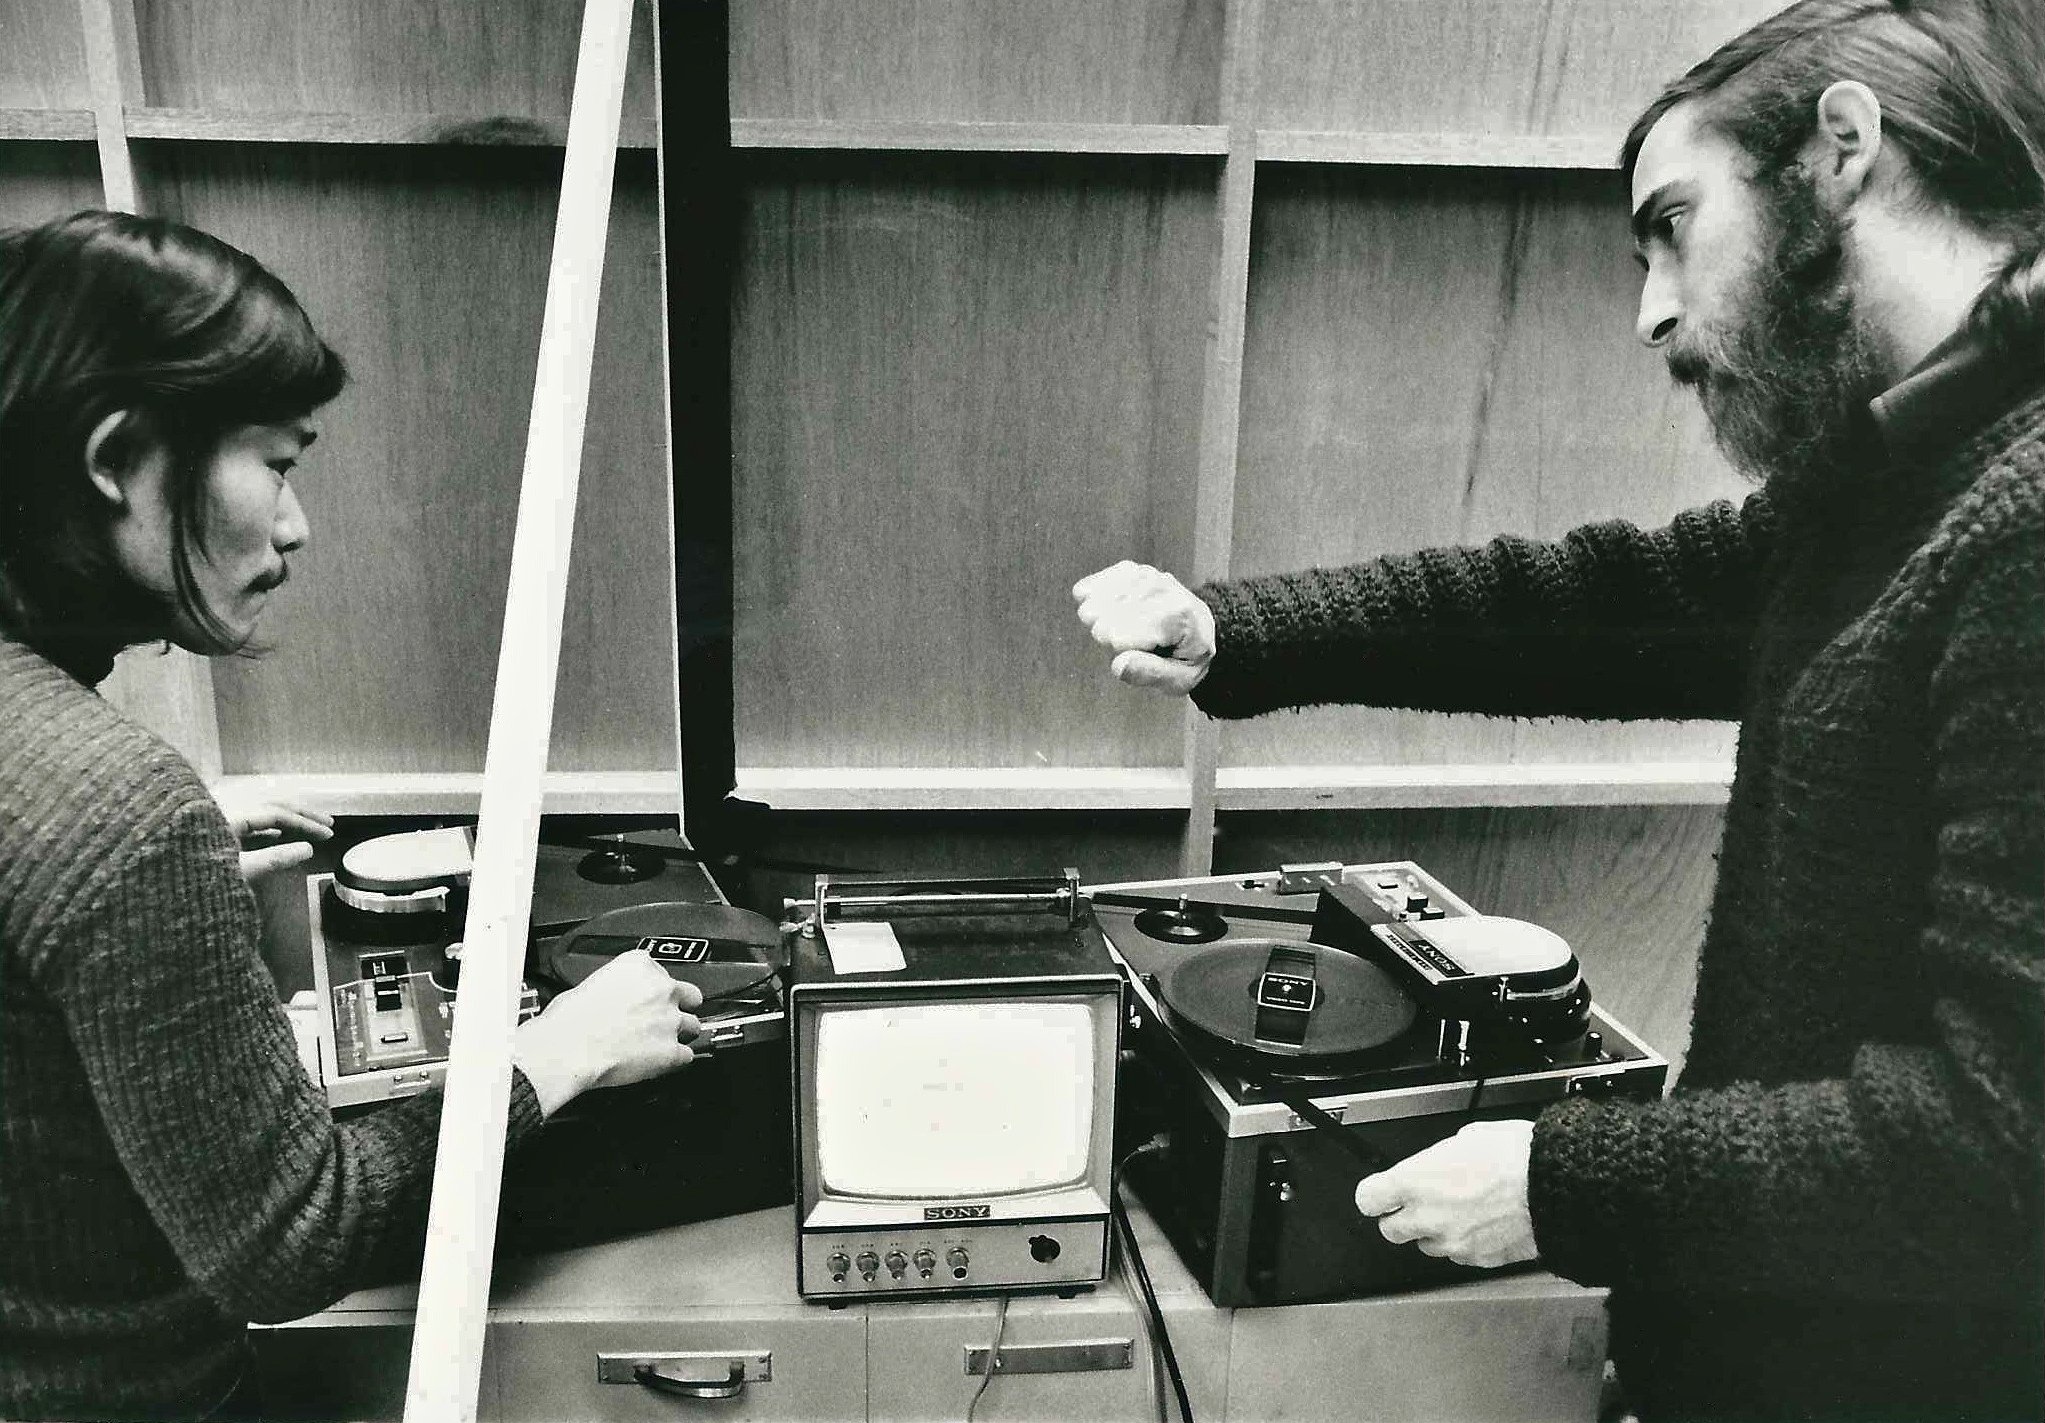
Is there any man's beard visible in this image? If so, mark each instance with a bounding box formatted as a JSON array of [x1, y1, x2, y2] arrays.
[[1666, 168, 1889, 490]]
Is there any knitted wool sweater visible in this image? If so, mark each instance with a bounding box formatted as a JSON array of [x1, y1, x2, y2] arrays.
[[0, 640, 546, 1421], [1193, 379, 2045, 1421]]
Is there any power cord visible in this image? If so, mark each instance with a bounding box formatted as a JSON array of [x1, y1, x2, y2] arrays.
[[964, 1293, 1011, 1422], [1113, 1137, 1192, 1423]]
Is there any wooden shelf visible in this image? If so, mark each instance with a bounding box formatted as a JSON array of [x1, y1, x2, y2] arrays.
[[0, 109, 95, 140], [730, 118, 1228, 156], [209, 771, 679, 817], [1217, 761, 1734, 810], [121, 107, 658, 149], [735, 767, 1192, 812], [1257, 129, 1619, 170]]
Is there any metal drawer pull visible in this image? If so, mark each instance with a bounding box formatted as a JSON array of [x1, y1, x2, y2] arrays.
[[964, 1339, 1134, 1376], [597, 1351, 772, 1401]]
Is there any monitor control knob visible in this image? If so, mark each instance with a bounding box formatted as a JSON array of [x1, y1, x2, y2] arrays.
[[855, 1250, 880, 1281], [884, 1250, 908, 1278], [826, 1251, 850, 1282], [946, 1246, 969, 1279], [913, 1247, 937, 1278], [1028, 1234, 1061, 1263]]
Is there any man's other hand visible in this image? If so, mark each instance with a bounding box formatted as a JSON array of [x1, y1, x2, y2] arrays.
[[1071, 560, 1216, 696], [212, 787, 336, 881], [1353, 1119, 1539, 1270]]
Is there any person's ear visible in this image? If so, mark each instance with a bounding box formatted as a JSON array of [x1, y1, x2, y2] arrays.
[[1809, 81, 1884, 210], [83, 409, 141, 508]]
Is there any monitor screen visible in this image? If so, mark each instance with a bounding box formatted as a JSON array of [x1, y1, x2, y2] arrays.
[[813, 1000, 1096, 1199]]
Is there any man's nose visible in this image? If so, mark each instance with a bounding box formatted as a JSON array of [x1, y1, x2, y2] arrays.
[[1636, 269, 1680, 348], [275, 484, 310, 552]]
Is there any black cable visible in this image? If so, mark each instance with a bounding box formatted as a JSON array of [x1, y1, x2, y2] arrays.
[[695, 970, 779, 1008], [1112, 1140, 1192, 1423]]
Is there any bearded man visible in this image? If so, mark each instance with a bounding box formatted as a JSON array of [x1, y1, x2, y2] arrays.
[[1072, 2, 2043, 1419]]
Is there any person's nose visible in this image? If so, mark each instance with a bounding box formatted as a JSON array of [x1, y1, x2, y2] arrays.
[[1636, 266, 1681, 348], [275, 483, 310, 552]]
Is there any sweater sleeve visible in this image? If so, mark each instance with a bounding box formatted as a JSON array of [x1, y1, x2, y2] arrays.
[[1527, 509, 2045, 1303], [19, 772, 547, 1325], [1191, 495, 1774, 723]]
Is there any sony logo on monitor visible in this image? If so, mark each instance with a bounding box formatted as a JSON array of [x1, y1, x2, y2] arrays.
[[924, 1204, 992, 1220]]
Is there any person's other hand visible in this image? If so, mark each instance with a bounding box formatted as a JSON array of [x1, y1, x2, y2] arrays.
[[1071, 560, 1216, 695], [1352, 1119, 1539, 1269], [512, 950, 703, 1117], [211, 788, 335, 880]]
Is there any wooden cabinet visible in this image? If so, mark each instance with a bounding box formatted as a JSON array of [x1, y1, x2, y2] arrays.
[[256, 1203, 1611, 1422]]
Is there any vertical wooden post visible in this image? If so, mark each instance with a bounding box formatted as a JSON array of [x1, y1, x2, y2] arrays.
[[1181, 0, 1263, 876], [400, 1, 638, 1417], [78, 0, 228, 777]]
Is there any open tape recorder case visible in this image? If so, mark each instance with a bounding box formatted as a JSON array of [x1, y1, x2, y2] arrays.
[[1091, 862, 1667, 1307]]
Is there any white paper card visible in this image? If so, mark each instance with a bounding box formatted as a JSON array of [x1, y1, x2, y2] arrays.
[[823, 920, 908, 973]]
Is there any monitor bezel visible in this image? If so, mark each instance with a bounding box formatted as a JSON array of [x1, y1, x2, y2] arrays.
[[790, 975, 1122, 1226]]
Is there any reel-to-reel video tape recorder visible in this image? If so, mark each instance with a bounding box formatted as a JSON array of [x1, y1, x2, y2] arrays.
[[1092, 862, 1667, 1306]]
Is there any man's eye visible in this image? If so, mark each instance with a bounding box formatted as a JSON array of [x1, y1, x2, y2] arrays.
[[1656, 209, 1686, 243]]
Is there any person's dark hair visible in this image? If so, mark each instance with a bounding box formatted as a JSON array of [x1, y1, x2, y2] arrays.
[[0, 209, 346, 674], [1620, 0, 2045, 355]]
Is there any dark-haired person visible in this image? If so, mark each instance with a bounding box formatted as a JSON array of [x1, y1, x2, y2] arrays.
[[1074, 1, 2043, 1418], [0, 209, 704, 1421]]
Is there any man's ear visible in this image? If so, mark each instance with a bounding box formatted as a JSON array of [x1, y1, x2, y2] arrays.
[[83, 409, 139, 508], [1809, 80, 1885, 209]]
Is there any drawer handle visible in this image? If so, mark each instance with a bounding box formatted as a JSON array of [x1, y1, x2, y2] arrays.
[[633, 1361, 745, 1400]]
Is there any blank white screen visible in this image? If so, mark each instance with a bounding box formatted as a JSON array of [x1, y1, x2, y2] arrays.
[[813, 1001, 1095, 1198]]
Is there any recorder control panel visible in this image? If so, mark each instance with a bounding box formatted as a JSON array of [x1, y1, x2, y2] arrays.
[[798, 1220, 1107, 1298]]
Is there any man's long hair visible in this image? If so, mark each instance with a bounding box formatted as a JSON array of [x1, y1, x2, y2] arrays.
[[0, 211, 345, 674], [1622, 0, 2045, 356]]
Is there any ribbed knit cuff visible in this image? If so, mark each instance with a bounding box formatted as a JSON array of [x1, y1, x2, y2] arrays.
[[1528, 1097, 1637, 1288], [506, 1069, 548, 1146]]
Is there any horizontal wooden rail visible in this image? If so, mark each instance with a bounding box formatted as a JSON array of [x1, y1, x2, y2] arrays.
[[736, 766, 1192, 811], [208, 771, 680, 816], [118, 106, 657, 148], [1217, 760, 1734, 809], [1257, 129, 1618, 169], [730, 118, 1229, 156], [0, 108, 96, 140]]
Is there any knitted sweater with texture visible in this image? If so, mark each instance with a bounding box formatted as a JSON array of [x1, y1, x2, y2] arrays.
[[1192, 383, 2045, 1421], [0, 640, 546, 1421]]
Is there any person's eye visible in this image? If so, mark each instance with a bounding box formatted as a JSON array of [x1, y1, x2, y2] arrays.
[[1656, 208, 1687, 244]]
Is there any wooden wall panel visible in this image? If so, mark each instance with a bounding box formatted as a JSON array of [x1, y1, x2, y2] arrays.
[[1256, 0, 1789, 138], [1225, 164, 1745, 769], [732, 153, 1216, 769], [0, 141, 103, 223], [131, 0, 655, 121], [1217, 805, 1723, 1073], [136, 144, 673, 775], [0, 0, 91, 109], [730, 0, 1225, 126]]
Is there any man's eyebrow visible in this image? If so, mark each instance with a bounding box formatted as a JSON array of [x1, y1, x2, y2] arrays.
[[1631, 181, 1686, 248]]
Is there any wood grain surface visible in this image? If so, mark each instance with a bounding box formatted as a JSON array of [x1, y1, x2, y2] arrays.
[[731, 151, 1218, 769], [1256, 0, 1790, 139], [1225, 163, 1746, 771], [136, 143, 673, 776], [731, 0, 1225, 126], [129, 0, 654, 121]]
